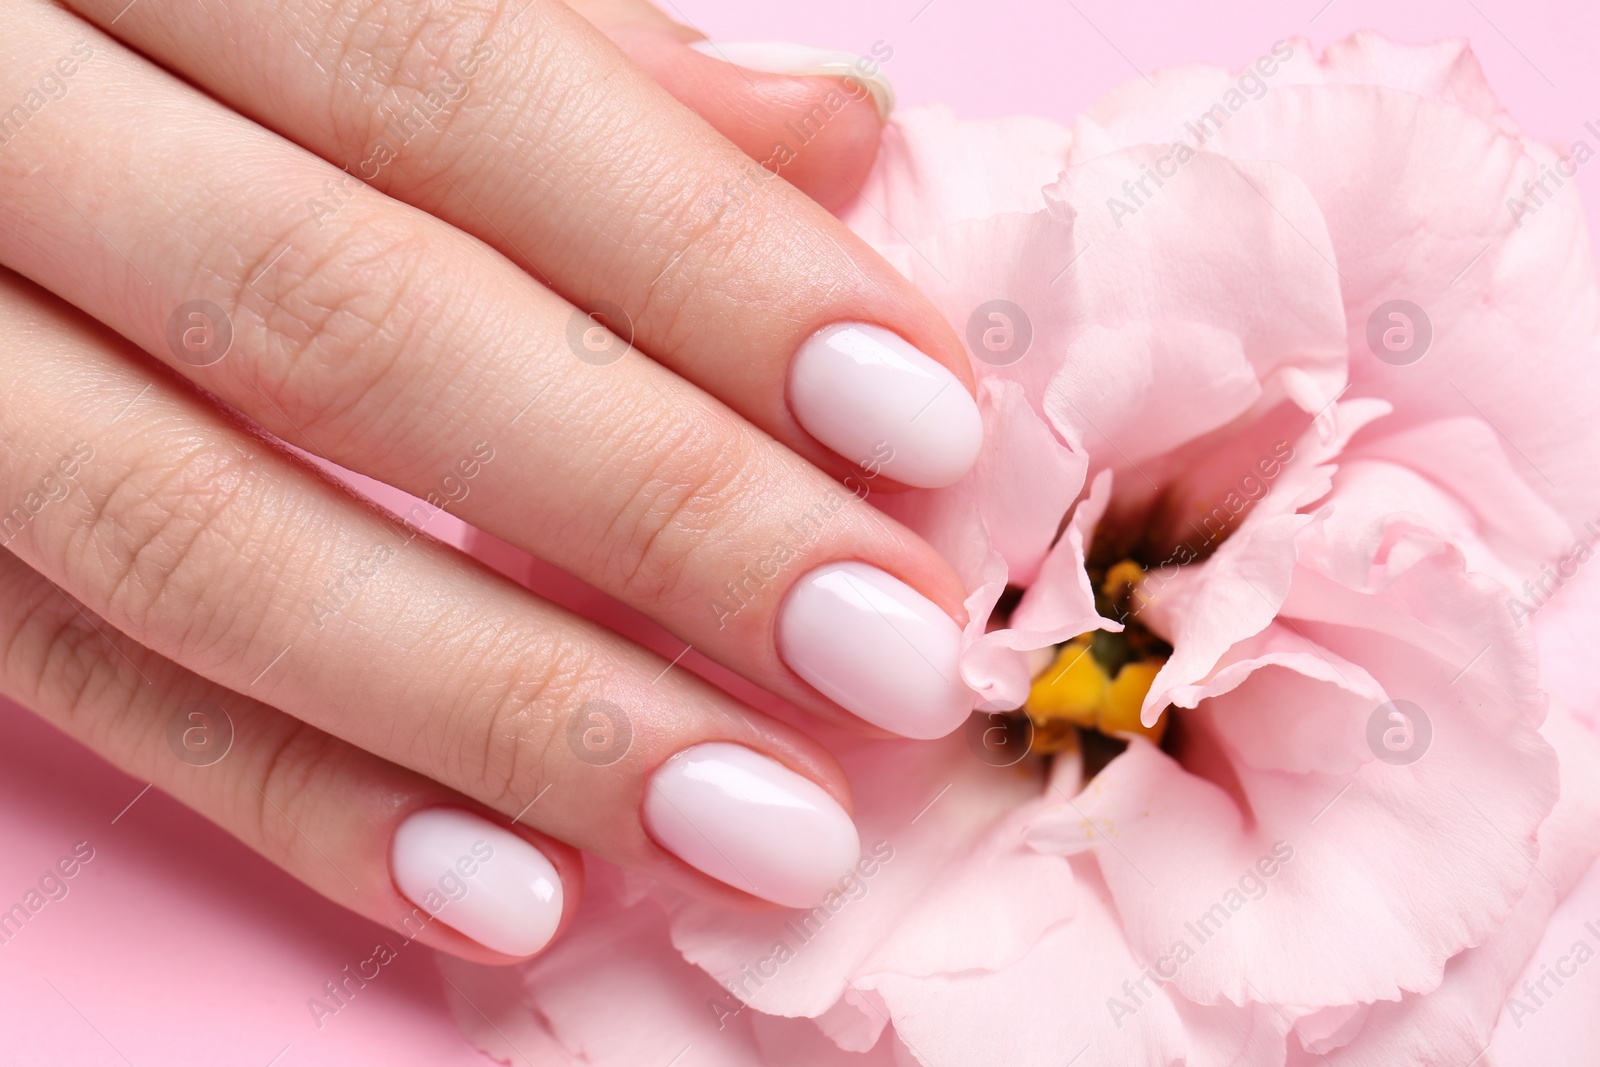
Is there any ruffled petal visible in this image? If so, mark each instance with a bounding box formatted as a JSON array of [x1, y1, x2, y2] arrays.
[[439, 870, 764, 1067], [1532, 549, 1600, 729], [1138, 400, 1389, 723], [863, 863, 1287, 1067], [1206, 84, 1600, 525], [879, 378, 1085, 589], [962, 469, 1120, 710], [1297, 707, 1600, 1065], [839, 104, 1072, 246], [1071, 34, 1514, 164], [1313, 32, 1514, 130], [1184, 623, 1387, 776], [1032, 529, 1558, 1012], [1039, 149, 1348, 466], [664, 732, 1062, 1020], [1344, 416, 1574, 569]]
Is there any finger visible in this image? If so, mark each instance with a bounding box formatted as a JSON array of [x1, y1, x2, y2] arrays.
[[559, 0, 892, 211], [67, 0, 983, 488], [0, 264, 861, 910], [0, 4, 976, 740], [0, 544, 581, 963], [611, 38, 892, 212]]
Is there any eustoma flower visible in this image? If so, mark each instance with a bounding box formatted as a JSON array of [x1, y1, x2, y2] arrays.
[[440, 32, 1600, 1066]]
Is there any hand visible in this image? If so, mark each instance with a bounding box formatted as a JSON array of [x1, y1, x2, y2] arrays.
[[0, 0, 982, 962]]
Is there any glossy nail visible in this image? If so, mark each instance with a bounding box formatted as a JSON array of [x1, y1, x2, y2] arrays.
[[790, 323, 983, 489], [779, 561, 972, 739], [688, 40, 896, 120], [390, 808, 562, 957], [644, 742, 860, 908]]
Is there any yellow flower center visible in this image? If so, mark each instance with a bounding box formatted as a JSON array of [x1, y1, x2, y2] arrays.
[[1023, 560, 1169, 750]]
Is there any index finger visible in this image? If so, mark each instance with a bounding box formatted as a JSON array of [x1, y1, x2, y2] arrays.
[[69, 0, 984, 489]]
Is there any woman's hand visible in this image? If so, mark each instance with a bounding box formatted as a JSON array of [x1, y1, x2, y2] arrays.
[[0, 0, 983, 962]]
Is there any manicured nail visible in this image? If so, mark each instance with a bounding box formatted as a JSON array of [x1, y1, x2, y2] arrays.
[[779, 561, 972, 739], [643, 742, 860, 908], [390, 808, 562, 957], [790, 323, 983, 489], [688, 40, 896, 120]]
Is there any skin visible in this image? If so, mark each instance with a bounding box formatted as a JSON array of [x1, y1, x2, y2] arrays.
[[0, 0, 974, 963]]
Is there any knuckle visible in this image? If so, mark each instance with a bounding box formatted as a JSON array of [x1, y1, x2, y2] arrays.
[[230, 213, 439, 447], [433, 628, 600, 809], [602, 412, 765, 607], [1, 577, 108, 729], [627, 148, 791, 314], [250, 718, 342, 865], [321, 0, 509, 165], [64, 439, 270, 660], [0, 568, 162, 761], [627, 182, 758, 344]]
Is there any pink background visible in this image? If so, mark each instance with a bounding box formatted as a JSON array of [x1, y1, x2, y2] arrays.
[[3, 0, 1595, 1062]]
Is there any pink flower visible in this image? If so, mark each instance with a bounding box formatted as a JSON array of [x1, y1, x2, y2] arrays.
[[443, 32, 1600, 1066]]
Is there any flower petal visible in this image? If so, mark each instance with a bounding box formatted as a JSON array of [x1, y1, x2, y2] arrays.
[[1308, 706, 1600, 1065], [1208, 85, 1600, 525], [839, 104, 1072, 246], [1034, 544, 1558, 1010], [663, 732, 1063, 1020]]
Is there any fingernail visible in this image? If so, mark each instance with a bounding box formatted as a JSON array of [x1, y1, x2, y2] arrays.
[[644, 742, 860, 907], [390, 808, 562, 957], [779, 561, 972, 739], [688, 40, 896, 120], [790, 323, 983, 489]]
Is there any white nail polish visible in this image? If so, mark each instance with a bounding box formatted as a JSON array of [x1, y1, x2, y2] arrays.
[[790, 323, 983, 489], [390, 809, 562, 957], [644, 743, 860, 908], [688, 40, 896, 120], [779, 561, 972, 739]]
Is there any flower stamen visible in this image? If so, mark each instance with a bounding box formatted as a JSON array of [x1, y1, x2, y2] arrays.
[[1023, 560, 1170, 752]]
